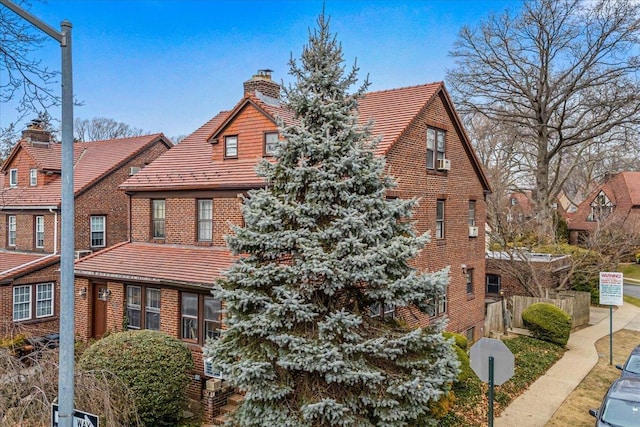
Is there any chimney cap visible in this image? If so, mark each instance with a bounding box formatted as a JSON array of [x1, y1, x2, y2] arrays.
[[256, 69, 273, 78], [28, 118, 44, 130]]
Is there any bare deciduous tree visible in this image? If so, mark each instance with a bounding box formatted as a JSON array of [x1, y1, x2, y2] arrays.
[[74, 117, 144, 142], [0, 1, 59, 126], [448, 0, 640, 239]]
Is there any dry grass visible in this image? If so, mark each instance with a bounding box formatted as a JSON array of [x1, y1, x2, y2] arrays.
[[545, 328, 640, 426]]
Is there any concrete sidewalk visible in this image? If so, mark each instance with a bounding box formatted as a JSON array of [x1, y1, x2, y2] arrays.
[[494, 302, 640, 427]]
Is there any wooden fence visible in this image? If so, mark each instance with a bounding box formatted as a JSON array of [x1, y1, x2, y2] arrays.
[[484, 290, 591, 336]]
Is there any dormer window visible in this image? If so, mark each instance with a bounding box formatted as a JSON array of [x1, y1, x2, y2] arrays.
[[587, 190, 614, 222], [9, 169, 17, 187], [265, 132, 279, 156], [225, 135, 238, 158], [30, 169, 37, 186]]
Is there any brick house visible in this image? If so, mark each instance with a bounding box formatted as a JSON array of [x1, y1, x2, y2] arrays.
[[485, 251, 571, 299], [73, 71, 490, 421], [567, 171, 640, 245], [0, 125, 172, 337]]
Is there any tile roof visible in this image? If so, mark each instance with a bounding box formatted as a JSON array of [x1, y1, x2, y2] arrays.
[[0, 251, 59, 283], [74, 242, 235, 287], [121, 83, 448, 192], [568, 171, 640, 230], [0, 134, 170, 207]]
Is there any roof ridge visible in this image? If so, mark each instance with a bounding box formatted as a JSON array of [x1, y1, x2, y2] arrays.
[[363, 81, 443, 97], [75, 240, 130, 263]]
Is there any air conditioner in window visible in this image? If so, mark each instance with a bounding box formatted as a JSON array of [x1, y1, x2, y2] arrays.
[[203, 357, 223, 379], [437, 158, 451, 171], [468, 226, 479, 238], [74, 250, 93, 260], [129, 166, 141, 176]]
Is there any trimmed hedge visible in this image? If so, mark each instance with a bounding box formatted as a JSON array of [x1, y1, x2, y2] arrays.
[[78, 330, 194, 427], [522, 303, 571, 346]]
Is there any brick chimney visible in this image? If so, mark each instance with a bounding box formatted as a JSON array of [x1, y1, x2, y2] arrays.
[[21, 119, 51, 144], [243, 69, 280, 99]]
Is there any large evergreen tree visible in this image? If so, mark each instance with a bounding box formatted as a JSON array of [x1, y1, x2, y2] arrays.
[[205, 14, 458, 427]]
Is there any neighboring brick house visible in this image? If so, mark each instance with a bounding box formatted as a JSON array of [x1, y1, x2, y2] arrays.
[[567, 172, 640, 245], [73, 71, 490, 422], [0, 125, 172, 337], [485, 251, 571, 298]]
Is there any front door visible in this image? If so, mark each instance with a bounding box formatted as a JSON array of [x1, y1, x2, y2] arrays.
[[92, 285, 108, 339]]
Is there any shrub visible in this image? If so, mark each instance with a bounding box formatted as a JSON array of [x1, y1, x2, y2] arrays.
[[443, 332, 472, 382], [78, 330, 194, 427], [522, 303, 571, 346]]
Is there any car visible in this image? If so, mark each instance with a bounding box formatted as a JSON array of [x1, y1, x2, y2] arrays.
[[616, 345, 640, 378], [589, 377, 640, 427]]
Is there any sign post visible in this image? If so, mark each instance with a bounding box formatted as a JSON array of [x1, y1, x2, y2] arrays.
[[599, 272, 624, 365], [470, 338, 515, 427], [51, 404, 99, 427]]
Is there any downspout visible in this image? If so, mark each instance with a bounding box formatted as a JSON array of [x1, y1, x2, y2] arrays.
[[49, 208, 58, 254]]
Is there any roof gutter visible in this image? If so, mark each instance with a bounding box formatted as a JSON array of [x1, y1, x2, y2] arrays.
[[0, 253, 59, 278], [1, 205, 59, 211]]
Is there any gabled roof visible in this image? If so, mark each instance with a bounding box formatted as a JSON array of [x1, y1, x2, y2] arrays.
[[0, 134, 171, 208], [568, 171, 640, 231], [0, 251, 59, 284], [122, 82, 490, 193], [74, 242, 235, 287]]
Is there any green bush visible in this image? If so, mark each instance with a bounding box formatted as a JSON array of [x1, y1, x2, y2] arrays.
[[443, 332, 472, 382], [522, 303, 571, 346], [78, 330, 194, 427]]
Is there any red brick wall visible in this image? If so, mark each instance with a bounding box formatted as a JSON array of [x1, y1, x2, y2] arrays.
[[385, 91, 487, 340], [131, 196, 242, 246]]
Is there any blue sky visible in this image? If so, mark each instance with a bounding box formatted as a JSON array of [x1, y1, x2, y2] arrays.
[[0, 0, 517, 140]]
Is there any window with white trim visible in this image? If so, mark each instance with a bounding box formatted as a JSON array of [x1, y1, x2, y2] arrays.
[[30, 169, 37, 186], [90, 216, 106, 247], [35, 216, 44, 248], [126, 285, 161, 331], [198, 199, 213, 242], [13, 283, 54, 321], [225, 135, 238, 158], [265, 132, 279, 156], [9, 169, 18, 187], [436, 200, 445, 239], [8, 215, 16, 246], [469, 200, 476, 227], [426, 128, 445, 169], [426, 293, 447, 318]]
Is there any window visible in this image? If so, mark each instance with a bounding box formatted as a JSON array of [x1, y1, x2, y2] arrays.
[[468, 200, 476, 227], [29, 169, 37, 186], [198, 199, 213, 242], [486, 274, 501, 294], [436, 200, 445, 239], [8, 215, 16, 246], [152, 199, 165, 238], [13, 283, 54, 321], [181, 292, 222, 344], [587, 190, 614, 222], [368, 302, 395, 320], [426, 293, 447, 318], [126, 285, 161, 331], [426, 128, 446, 169], [36, 283, 53, 317], [465, 327, 475, 343], [265, 132, 279, 156], [466, 268, 474, 294], [9, 169, 17, 187], [35, 216, 44, 248], [225, 135, 238, 158], [90, 216, 106, 247]]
